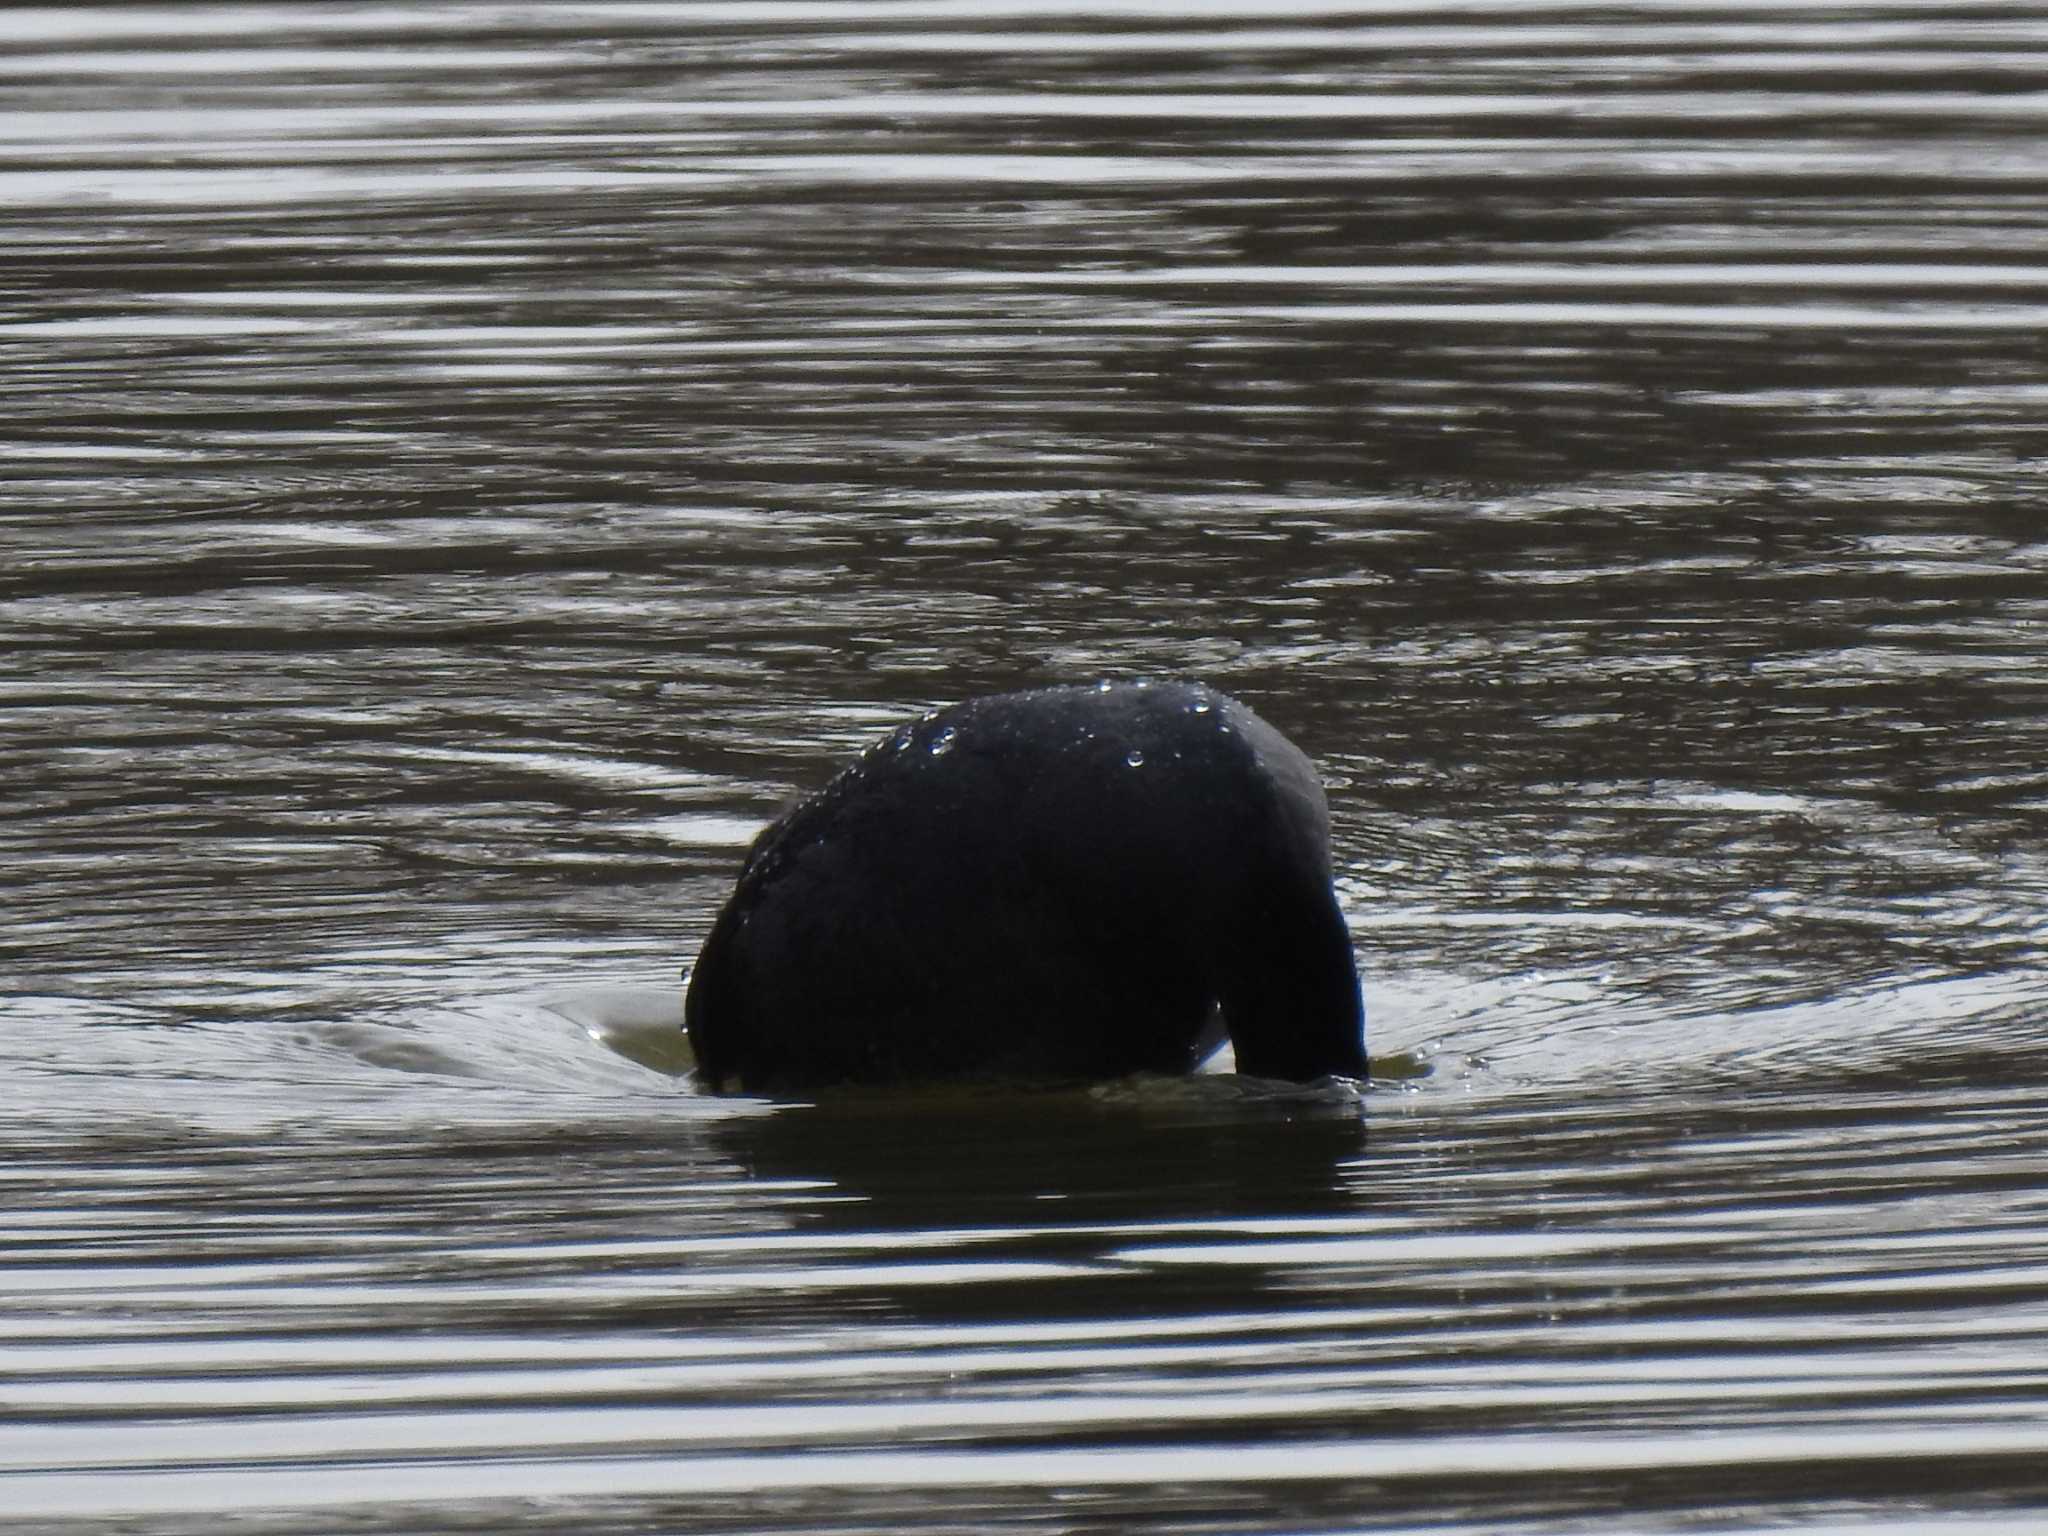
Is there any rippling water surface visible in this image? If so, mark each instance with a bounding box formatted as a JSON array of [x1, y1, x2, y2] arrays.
[[7, 4, 2048, 1530]]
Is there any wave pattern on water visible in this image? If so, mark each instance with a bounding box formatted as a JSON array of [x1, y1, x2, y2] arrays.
[[6, 3, 2048, 1531], [10, 1082, 2048, 1531]]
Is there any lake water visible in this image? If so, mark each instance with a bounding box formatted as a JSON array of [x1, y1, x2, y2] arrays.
[[7, 3, 2048, 1530]]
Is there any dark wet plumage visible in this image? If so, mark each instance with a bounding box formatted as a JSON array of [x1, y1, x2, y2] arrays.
[[685, 683, 1366, 1091]]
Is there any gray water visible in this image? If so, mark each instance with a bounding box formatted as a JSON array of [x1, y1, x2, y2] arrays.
[[7, 3, 2048, 1531]]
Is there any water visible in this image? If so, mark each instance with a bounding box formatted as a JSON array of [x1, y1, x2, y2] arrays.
[[6, 3, 2048, 1529]]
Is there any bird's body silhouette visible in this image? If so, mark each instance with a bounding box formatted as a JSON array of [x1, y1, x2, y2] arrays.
[[685, 682, 1366, 1091]]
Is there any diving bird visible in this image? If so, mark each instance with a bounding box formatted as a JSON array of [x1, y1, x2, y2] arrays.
[[685, 682, 1366, 1091]]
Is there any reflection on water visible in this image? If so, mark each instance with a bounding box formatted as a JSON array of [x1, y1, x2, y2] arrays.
[[5, 3, 2048, 1531], [14, 1062, 2048, 1530]]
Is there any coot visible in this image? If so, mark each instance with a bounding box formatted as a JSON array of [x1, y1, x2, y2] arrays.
[[685, 682, 1367, 1091]]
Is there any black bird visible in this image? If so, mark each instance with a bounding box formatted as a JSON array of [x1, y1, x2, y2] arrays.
[[685, 682, 1367, 1091]]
